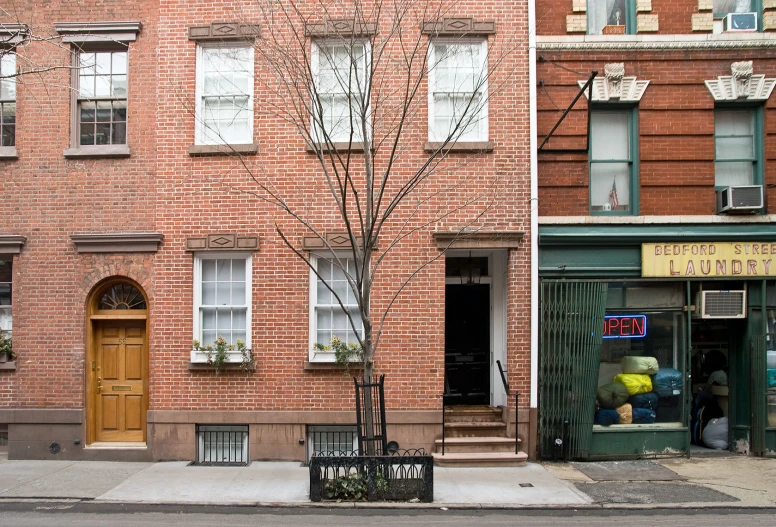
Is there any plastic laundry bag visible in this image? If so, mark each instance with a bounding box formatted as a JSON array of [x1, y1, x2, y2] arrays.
[[702, 417, 729, 450], [616, 403, 633, 424], [613, 373, 652, 396], [652, 368, 684, 398], [629, 392, 659, 410], [595, 409, 620, 426], [621, 356, 659, 375], [632, 408, 656, 424], [597, 382, 631, 409]]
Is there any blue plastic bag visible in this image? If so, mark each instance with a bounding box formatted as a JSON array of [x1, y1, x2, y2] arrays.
[[652, 368, 683, 398]]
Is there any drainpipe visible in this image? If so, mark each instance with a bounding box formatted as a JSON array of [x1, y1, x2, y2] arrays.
[[528, 0, 539, 409]]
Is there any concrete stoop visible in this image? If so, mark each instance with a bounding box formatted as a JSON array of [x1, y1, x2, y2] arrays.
[[434, 405, 527, 467]]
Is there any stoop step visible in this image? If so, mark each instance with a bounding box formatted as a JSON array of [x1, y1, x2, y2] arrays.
[[432, 451, 528, 467], [434, 436, 519, 454], [444, 405, 503, 423], [444, 421, 507, 438]]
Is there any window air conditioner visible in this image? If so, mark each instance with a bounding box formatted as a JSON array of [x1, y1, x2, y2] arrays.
[[716, 185, 763, 214], [723, 12, 757, 32], [696, 290, 747, 319]]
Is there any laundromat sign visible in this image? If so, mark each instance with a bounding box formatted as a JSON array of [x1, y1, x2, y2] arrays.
[[642, 242, 776, 278]]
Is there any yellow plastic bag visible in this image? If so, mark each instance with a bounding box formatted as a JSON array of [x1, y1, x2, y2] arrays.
[[613, 373, 652, 396]]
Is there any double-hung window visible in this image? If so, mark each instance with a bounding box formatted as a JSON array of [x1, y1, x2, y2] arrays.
[[193, 254, 251, 361], [195, 45, 254, 145], [77, 51, 128, 147], [0, 53, 16, 149], [311, 40, 370, 144], [589, 109, 637, 214], [714, 108, 759, 187], [588, 0, 633, 35], [309, 255, 362, 361], [428, 40, 488, 143], [0, 259, 11, 337]]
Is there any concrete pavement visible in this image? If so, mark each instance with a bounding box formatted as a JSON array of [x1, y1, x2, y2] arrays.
[[0, 454, 775, 508]]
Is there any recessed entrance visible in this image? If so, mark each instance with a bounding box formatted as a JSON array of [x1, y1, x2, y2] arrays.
[[86, 280, 149, 445]]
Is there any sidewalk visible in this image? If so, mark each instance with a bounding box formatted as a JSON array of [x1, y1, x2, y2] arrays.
[[1, 454, 776, 508]]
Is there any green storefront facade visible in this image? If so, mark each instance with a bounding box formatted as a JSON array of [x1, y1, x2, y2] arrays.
[[538, 221, 776, 460]]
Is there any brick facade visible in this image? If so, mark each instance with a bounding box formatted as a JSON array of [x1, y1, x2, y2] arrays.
[[0, 0, 533, 461]]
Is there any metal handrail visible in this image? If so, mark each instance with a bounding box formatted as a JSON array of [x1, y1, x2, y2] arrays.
[[497, 360, 520, 455], [441, 373, 447, 455]]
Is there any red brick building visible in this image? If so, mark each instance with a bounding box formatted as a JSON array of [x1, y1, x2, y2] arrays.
[[0, 0, 535, 463], [536, 1, 776, 459]]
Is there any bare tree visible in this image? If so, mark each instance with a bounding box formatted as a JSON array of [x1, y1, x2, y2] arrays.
[[210, 0, 519, 388]]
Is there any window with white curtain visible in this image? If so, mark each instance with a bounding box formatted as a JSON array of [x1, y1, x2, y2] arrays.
[[588, 0, 628, 35], [0, 53, 16, 147], [193, 254, 251, 350], [0, 260, 11, 336], [196, 45, 254, 145], [590, 110, 632, 213], [311, 40, 370, 143], [309, 255, 363, 361], [715, 109, 755, 187], [428, 39, 488, 143]]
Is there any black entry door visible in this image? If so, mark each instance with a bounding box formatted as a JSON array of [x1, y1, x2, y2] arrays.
[[445, 284, 490, 405]]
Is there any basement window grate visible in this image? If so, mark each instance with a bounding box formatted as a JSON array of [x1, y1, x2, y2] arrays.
[[307, 425, 358, 462], [194, 424, 249, 466]]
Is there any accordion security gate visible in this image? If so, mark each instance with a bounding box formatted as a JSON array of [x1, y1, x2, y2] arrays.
[[539, 280, 608, 460]]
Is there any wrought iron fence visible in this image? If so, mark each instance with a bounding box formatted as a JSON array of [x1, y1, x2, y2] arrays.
[[309, 448, 433, 502]]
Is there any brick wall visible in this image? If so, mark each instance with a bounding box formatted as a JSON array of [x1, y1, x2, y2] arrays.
[[537, 49, 776, 216]]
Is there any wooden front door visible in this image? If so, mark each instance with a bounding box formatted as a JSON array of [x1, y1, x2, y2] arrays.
[[93, 320, 147, 442]]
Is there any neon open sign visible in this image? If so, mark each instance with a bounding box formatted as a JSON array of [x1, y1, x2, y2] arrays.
[[603, 315, 647, 339]]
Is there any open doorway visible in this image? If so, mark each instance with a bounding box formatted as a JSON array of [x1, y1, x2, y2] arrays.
[[443, 251, 507, 407]]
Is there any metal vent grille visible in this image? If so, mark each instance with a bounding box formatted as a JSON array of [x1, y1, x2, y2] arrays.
[[702, 290, 746, 319], [194, 424, 249, 466], [730, 186, 763, 208]]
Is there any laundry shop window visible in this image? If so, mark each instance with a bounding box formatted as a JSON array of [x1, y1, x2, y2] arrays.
[[595, 282, 686, 427]]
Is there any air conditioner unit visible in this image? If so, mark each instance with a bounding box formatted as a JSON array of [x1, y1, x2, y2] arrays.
[[696, 290, 747, 319], [723, 12, 757, 32], [716, 185, 763, 214]]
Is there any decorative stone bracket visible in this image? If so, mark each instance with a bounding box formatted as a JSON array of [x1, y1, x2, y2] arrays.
[[578, 63, 650, 102], [705, 61, 776, 102], [186, 234, 259, 251]]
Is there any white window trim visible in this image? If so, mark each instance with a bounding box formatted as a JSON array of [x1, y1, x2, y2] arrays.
[[310, 39, 372, 144], [194, 43, 255, 146], [308, 253, 363, 362], [427, 38, 489, 143], [192, 252, 252, 363], [0, 53, 17, 151]]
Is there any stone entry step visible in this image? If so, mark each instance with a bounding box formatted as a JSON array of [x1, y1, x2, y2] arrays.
[[443, 405, 504, 423], [434, 436, 518, 454], [432, 451, 529, 467], [443, 421, 508, 438]]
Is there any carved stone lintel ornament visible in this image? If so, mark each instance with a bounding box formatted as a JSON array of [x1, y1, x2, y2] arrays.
[[705, 61, 776, 102], [188, 23, 260, 41], [302, 232, 367, 251], [421, 18, 497, 36], [578, 63, 649, 102], [185, 234, 259, 251], [304, 19, 377, 37]]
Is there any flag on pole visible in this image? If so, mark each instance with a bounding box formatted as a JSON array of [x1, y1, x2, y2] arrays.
[[609, 178, 619, 210]]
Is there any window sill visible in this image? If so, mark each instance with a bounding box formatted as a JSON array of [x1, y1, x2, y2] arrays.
[[0, 146, 18, 159], [188, 361, 255, 372], [303, 361, 363, 371], [305, 142, 368, 153], [424, 141, 493, 153], [64, 145, 131, 158], [188, 144, 258, 156], [0, 361, 16, 371]]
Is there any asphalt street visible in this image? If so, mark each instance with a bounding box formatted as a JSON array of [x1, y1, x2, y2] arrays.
[[0, 504, 775, 527]]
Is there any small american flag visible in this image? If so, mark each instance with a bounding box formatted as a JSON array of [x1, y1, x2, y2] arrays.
[[609, 179, 619, 210]]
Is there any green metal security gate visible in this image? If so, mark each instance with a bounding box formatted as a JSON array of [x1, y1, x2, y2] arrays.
[[751, 335, 767, 456], [539, 280, 608, 460]]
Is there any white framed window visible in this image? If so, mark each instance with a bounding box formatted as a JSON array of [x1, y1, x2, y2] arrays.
[[195, 44, 254, 145], [192, 253, 251, 362], [589, 109, 634, 213], [76, 50, 128, 146], [311, 40, 370, 143], [715, 108, 756, 187], [0, 53, 16, 147], [588, 0, 630, 35], [309, 254, 363, 362], [428, 39, 488, 143], [0, 260, 11, 336]]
